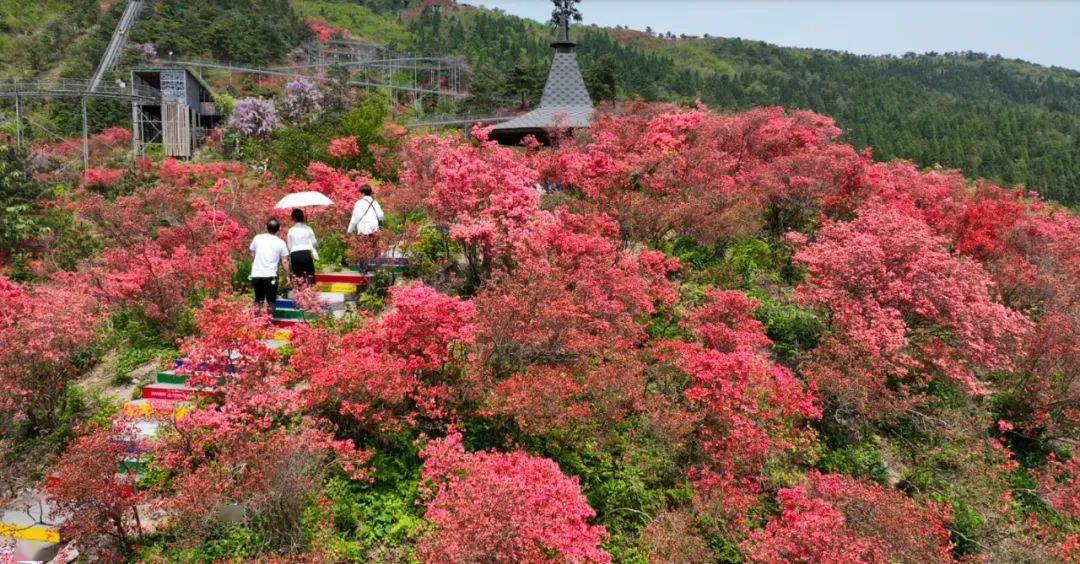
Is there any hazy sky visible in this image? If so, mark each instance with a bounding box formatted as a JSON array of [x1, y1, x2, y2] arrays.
[[476, 1, 1080, 71]]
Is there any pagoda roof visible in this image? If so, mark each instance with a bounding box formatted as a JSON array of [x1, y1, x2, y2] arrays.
[[492, 43, 594, 138]]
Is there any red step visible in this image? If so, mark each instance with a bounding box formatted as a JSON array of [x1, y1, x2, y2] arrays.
[[314, 272, 367, 285], [141, 382, 205, 401]]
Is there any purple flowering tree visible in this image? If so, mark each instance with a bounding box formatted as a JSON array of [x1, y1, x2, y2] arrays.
[[281, 77, 323, 121], [227, 98, 279, 137]]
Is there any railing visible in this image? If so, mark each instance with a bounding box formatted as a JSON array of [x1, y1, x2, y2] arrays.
[[0, 78, 159, 102], [90, 0, 143, 92]]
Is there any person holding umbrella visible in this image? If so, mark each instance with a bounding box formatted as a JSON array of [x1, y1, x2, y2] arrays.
[[286, 208, 318, 285], [274, 190, 334, 284]]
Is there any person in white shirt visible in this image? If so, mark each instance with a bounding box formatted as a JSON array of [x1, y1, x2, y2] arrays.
[[286, 208, 318, 285], [249, 218, 290, 314], [346, 184, 385, 270], [347, 184, 384, 236]]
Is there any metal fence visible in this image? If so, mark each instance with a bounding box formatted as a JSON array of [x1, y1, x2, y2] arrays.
[[0, 78, 159, 102]]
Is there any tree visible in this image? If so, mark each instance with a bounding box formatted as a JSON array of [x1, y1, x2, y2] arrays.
[[0, 146, 49, 263], [45, 425, 145, 560], [552, 104, 843, 246], [290, 283, 475, 432], [418, 433, 610, 563], [506, 61, 545, 107], [584, 55, 618, 103]]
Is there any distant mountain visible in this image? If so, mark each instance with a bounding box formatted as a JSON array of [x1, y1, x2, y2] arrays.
[[393, 2, 1080, 204], [3, 0, 1078, 204]]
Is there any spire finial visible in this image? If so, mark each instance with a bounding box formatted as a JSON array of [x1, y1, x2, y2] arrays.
[[551, 0, 582, 43]]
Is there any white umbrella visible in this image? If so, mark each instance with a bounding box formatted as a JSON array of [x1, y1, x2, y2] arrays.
[[274, 191, 334, 209]]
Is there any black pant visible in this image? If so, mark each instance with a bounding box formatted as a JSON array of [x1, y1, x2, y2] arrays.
[[252, 277, 278, 313], [290, 250, 316, 285]]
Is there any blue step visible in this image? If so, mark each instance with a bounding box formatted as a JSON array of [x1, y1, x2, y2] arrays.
[[174, 358, 239, 374], [275, 299, 296, 309]]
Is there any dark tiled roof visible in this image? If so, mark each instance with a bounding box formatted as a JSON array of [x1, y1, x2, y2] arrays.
[[492, 45, 594, 133]]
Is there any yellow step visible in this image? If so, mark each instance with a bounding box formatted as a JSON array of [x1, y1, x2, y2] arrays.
[[317, 283, 358, 293], [0, 523, 60, 543]]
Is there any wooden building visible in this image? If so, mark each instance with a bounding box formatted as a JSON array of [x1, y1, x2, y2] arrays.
[[130, 68, 220, 158]]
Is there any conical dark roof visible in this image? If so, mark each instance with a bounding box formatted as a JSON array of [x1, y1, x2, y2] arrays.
[[491, 40, 594, 139]]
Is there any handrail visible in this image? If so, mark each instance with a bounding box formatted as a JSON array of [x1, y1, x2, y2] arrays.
[[0, 78, 159, 102]]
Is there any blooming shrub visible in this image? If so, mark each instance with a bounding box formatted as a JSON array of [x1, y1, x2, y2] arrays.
[[419, 433, 611, 563], [228, 98, 279, 137], [282, 77, 323, 121], [83, 167, 124, 188], [743, 472, 954, 563], [46, 425, 145, 560], [793, 203, 1031, 422], [327, 135, 360, 158], [0, 276, 103, 432], [291, 283, 475, 430]]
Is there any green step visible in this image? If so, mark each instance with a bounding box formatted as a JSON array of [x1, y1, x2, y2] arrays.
[[156, 370, 187, 385], [272, 308, 307, 320], [119, 459, 146, 474]]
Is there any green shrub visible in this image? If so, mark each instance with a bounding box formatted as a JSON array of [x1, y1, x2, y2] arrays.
[[755, 299, 823, 360]]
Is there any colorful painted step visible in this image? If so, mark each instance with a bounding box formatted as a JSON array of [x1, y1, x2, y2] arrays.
[[123, 399, 188, 420], [277, 297, 345, 312], [317, 282, 359, 293], [370, 257, 410, 267], [315, 271, 367, 285], [272, 318, 306, 328], [174, 357, 239, 374], [313, 291, 346, 303], [1, 491, 63, 562], [141, 382, 202, 401], [272, 307, 307, 321], [119, 458, 147, 474], [273, 328, 293, 341], [260, 339, 290, 351], [0, 522, 60, 543], [156, 370, 186, 385]]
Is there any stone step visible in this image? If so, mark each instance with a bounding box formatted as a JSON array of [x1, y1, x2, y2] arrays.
[[141, 382, 203, 401]]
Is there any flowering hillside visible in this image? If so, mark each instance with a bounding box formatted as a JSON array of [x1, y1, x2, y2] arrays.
[[1, 98, 1078, 562]]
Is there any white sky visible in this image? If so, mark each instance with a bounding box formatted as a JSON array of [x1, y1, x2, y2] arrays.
[[476, 0, 1080, 71]]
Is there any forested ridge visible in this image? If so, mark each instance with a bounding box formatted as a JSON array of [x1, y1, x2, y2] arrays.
[[3, 0, 1078, 203]]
